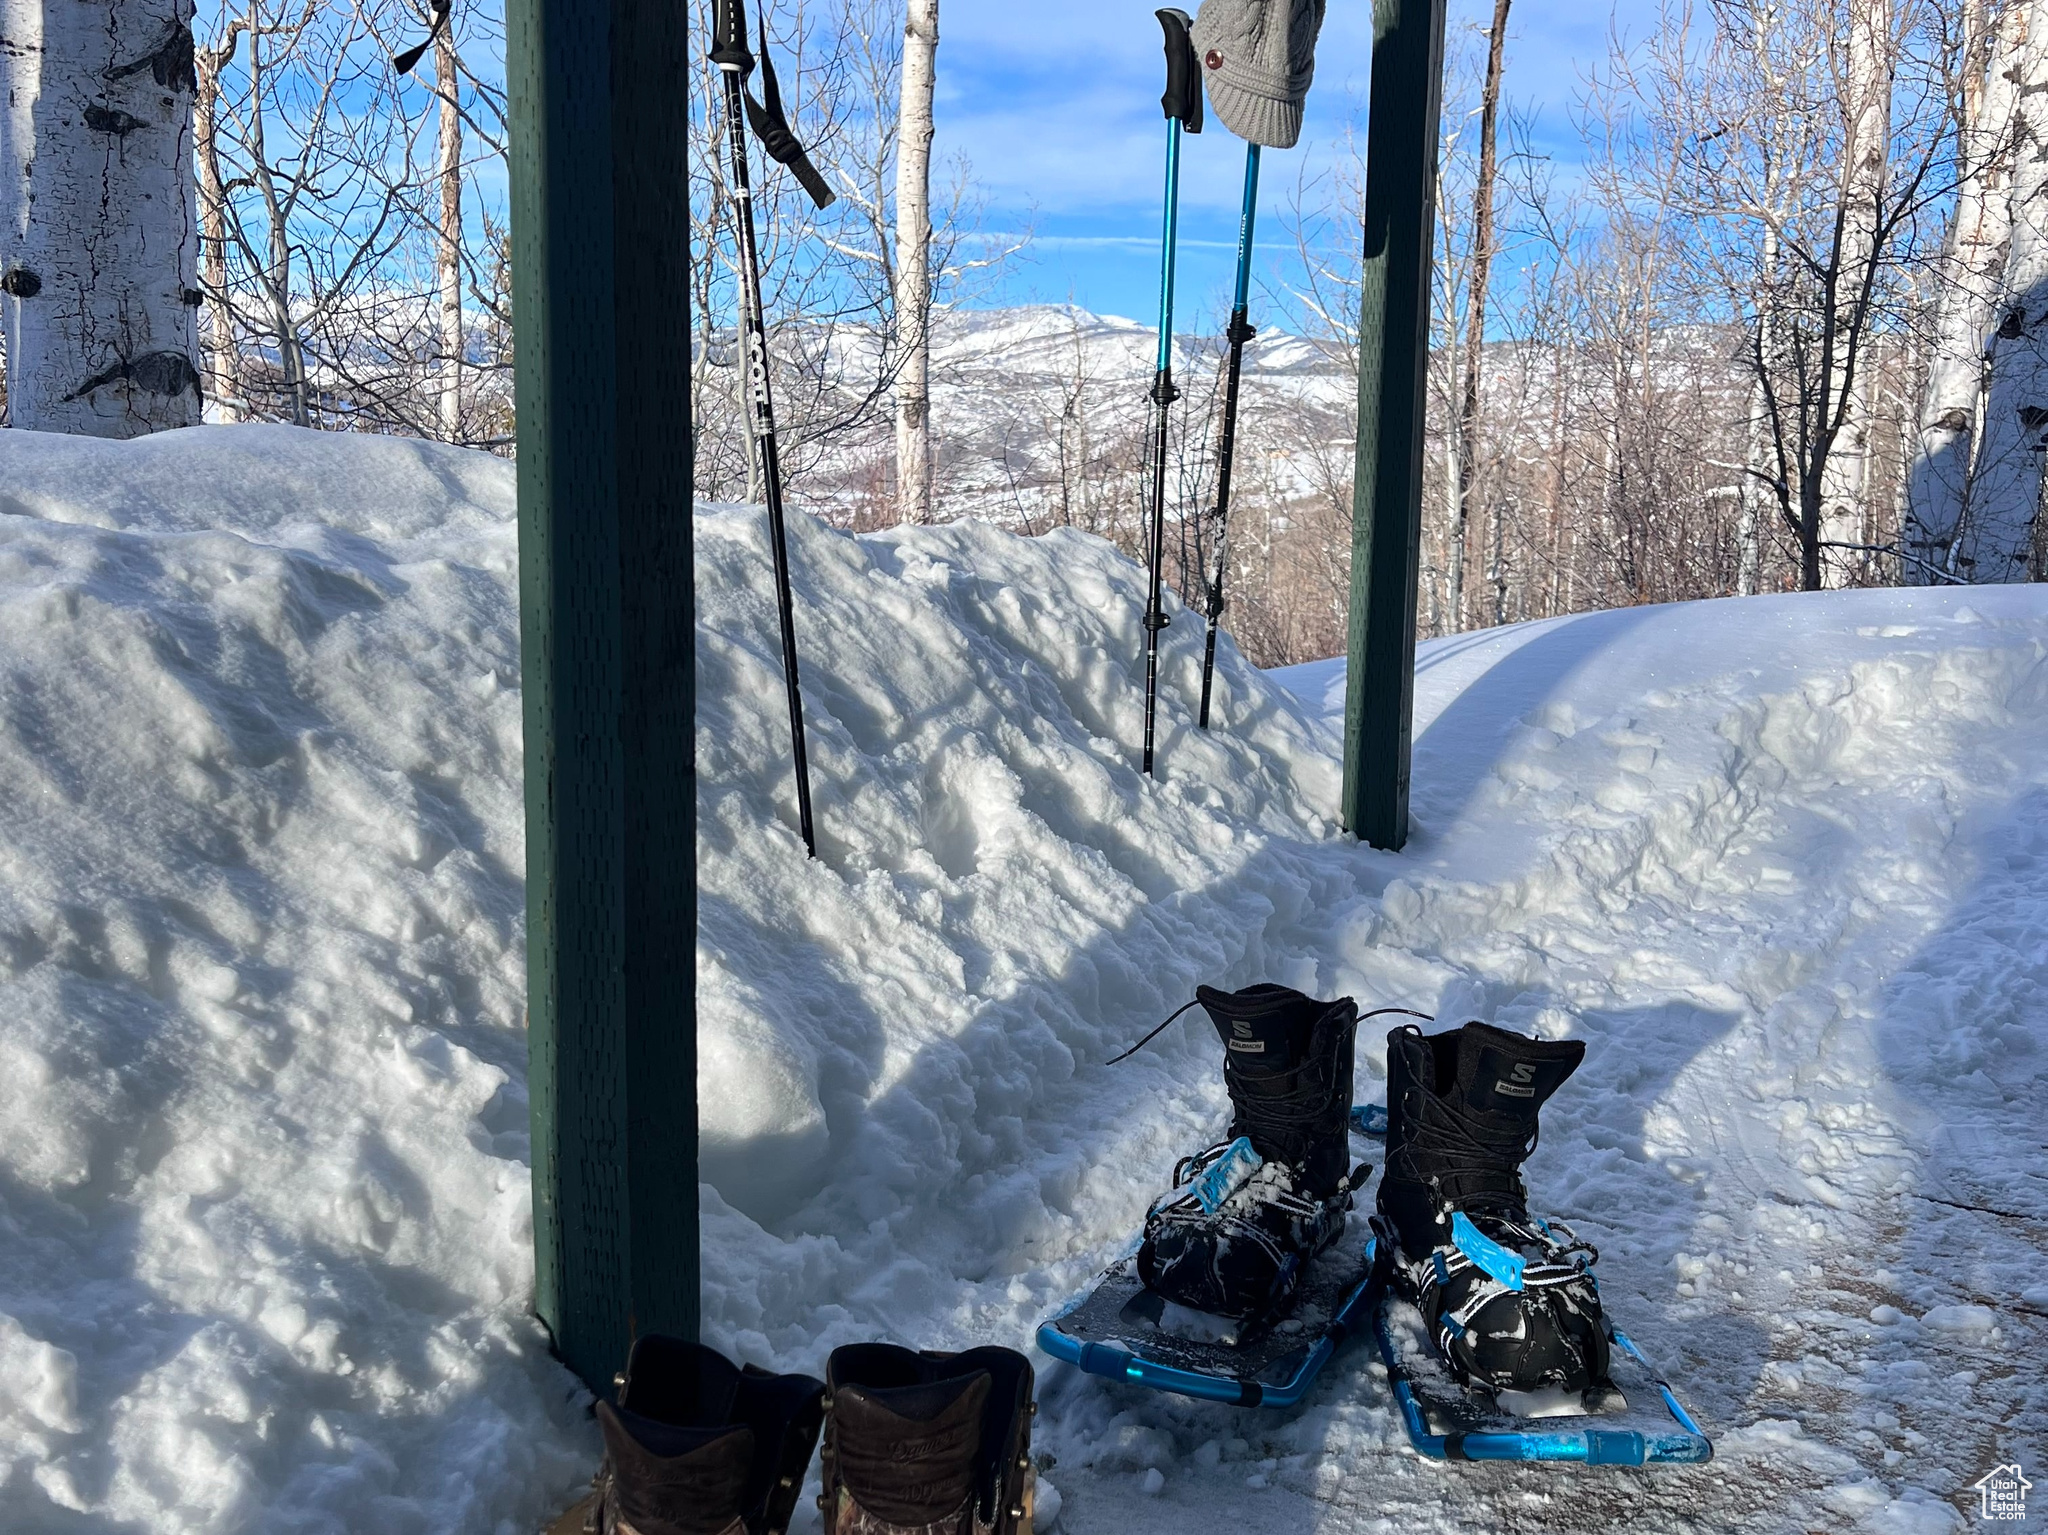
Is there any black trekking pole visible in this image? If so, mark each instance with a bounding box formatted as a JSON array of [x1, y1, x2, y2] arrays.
[[1197, 142, 1259, 730], [711, 0, 835, 856], [1142, 7, 1201, 777]]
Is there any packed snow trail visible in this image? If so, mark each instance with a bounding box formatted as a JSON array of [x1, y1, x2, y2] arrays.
[[0, 427, 2041, 1533]]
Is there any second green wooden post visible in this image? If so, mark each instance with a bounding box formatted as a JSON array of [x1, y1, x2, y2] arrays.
[[1342, 0, 1448, 851]]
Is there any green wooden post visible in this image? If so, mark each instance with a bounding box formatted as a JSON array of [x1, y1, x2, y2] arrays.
[[508, 0, 698, 1393], [1342, 0, 1447, 850]]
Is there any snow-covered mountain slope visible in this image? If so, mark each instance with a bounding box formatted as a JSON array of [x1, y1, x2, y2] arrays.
[[1, 425, 2043, 1533]]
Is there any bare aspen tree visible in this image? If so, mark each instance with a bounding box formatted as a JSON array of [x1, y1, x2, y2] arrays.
[[1734, 2, 1790, 595], [1602, 0, 1952, 591], [1737, 221, 1780, 593], [195, 20, 246, 418], [238, 14, 309, 424], [1457, 0, 1511, 626], [192, 0, 513, 438], [1904, 0, 2025, 577], [436, 19, 463, 440], [1817, 0, 1897, 582], [1, 0, 204, 434], [893, 0, 938, 522], [1950, 0, 2048, 580]]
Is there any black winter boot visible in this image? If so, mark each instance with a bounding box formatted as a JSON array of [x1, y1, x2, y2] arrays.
[[1376, 1020, 1610, 1397], [820, 1343, 1035, 1535], [588, 1335, 825, 1535], [1137, 984, 1362, 1328]]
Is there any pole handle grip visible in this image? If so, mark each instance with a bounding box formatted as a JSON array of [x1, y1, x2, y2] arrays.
[[1156, 9, 1203, 132], [711, 0, 753, 70]]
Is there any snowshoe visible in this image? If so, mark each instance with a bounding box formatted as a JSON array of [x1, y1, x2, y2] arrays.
[[1136, 984, 1365, 1330], [1038, 985, 1377, 1406], [820, 1343, 1036, 1535], [586, 1334, 825, 1535], [1367, 1019, 1712, 1465], [1036, 1233, 1376, 1407], [1367, 1229, 1713, 1464]]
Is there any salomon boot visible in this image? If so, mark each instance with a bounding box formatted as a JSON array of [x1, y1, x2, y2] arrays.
[[1137, 983, 1362, 1328], [1376, 1020, 1610, 1397], [820, 1343, 1035, 1535], [588, 1334, 825, 1535]]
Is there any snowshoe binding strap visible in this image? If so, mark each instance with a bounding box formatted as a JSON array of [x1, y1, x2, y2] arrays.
[[1401, 1215, 1611, 1396]]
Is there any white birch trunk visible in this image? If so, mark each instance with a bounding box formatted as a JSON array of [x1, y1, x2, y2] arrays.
[[1, 0, 203, 435], [435, 29, 462, 442], [893, 0, 938, 524], [244, 28, 306, 426], [1818, 0, 1893, 584], [194, 25, 239, 420], [1441, 353, 1464, 631], [1903, 0, 2026, 578], [1739, 220, 1782, 596], [1958, 0, 2048, 581]]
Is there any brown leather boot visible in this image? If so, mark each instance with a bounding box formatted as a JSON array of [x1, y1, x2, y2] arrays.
[[820, 1344, 1035, 1535], [587, 1335, 825, 1535]]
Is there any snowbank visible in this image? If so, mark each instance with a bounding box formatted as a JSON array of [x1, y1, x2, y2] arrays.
[[0, 427, 585, 1531], [2, 424, 2043, 1533]]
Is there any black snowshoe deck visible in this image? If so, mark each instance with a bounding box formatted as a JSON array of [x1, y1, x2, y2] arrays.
[[1037, 1240, 1374, 1408], [1367, 1237, 1713, 1465]]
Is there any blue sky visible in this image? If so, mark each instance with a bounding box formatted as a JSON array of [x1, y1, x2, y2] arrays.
[[934, 0, 1658, 324]]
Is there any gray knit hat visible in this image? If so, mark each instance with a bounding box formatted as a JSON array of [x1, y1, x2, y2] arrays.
[[1190, 0, 1327, 149]]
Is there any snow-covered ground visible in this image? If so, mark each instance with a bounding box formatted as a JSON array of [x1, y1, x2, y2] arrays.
[[1, 426, 2042, 1533]]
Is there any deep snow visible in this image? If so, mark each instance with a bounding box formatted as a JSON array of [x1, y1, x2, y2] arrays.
[[0, 425, 2042, 1533]]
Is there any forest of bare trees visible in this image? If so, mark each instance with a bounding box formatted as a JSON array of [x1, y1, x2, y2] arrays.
[[687, 0, 2048, 665], [5, 0, 2046, 667]]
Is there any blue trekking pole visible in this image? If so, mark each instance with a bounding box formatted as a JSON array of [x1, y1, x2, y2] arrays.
[[1197, 143, 1259, 729], [1142, 7, 1202, 776]]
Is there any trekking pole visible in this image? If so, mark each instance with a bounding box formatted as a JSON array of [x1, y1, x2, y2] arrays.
[[1142, 8, 1201, 777], [710, 0, 835, 856], [1197, 142, 1259, 730]]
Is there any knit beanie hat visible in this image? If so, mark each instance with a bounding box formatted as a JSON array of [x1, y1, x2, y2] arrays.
[[1190, 0, 1327, 149]]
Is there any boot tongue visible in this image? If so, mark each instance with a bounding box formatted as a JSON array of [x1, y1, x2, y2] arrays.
[[598, 1400, 753, 1535], [1454, 1022, 1584, 1123], [1200, 984, 1311, 1069], [834, 1371, 990, 1527]]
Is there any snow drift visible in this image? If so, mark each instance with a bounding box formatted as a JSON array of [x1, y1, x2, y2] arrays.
[[1, 424, 2043, 1534]]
